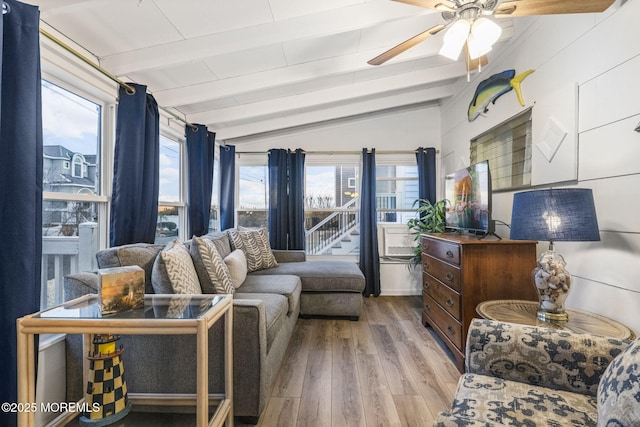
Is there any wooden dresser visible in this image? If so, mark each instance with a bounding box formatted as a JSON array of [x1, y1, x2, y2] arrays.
[[421, 233, 537, 372]]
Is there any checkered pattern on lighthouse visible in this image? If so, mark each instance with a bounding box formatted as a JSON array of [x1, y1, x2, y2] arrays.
[[86, 354, 129, 420], [80, 334, 131, 425]]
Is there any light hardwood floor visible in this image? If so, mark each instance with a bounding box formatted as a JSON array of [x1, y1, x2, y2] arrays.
[[237, 296, 460, 427]]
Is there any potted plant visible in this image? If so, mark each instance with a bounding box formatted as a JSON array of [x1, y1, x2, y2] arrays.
[[406, 198, 447, 269]]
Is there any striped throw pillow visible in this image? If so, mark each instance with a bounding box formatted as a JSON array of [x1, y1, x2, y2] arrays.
[[190, 236, 235, 294], [227, 227, 278, 272]]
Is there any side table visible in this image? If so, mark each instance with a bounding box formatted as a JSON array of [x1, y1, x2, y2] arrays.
[[476, 299, 635, 340], [17, 293, 233, 427]]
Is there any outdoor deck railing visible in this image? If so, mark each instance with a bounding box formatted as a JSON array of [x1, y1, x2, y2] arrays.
[[305, 198, 359, 255], [41, 222, 99, 308]]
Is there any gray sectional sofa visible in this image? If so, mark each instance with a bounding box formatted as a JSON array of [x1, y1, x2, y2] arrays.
[[63, 229, 365, 423]]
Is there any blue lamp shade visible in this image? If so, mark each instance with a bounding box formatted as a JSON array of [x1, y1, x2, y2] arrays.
[[510, 188, 600, 242]]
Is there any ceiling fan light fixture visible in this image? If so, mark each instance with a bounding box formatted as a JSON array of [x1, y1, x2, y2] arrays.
[[439, 19, 471, 61], [472, 17, 502, 46], [467, 17, 502, 59]]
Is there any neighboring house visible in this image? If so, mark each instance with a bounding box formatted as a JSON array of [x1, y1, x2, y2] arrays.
[[335, 166, 357, 207], [43, 145, 97, 230], [43, 145, 97, 194]]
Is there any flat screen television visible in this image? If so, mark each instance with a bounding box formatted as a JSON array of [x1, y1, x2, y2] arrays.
[[444, 161, 493, 235]]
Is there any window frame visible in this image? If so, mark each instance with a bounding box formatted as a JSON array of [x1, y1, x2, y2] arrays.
[[470, 108, 533, 192], [374, 154, 419, 224], [235, 154, 269, 229], [41, 75, 111, 234], [156, 131, 187, 243], [40, 74, 112, 309]]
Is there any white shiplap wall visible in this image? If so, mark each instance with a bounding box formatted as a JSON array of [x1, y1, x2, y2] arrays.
[[440, 0, 640, 335]]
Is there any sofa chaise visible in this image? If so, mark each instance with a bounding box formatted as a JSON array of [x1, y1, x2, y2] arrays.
[[436, 318, 639, 426], [63, 228, 365, 423]]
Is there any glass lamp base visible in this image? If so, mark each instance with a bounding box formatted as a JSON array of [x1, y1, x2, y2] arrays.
[[532, 249, 571, 323]]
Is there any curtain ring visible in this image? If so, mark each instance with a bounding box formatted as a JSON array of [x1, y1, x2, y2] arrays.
[[190, 124, 199, 132], [2, 2, 11, 14], [125, 85, 136, 95]]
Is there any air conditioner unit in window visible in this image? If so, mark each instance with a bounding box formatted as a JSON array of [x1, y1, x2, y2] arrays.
[[379, 224, 415, 258]]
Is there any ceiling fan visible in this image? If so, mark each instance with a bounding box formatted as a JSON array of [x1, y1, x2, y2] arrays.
[[368, 0, 615, 71]]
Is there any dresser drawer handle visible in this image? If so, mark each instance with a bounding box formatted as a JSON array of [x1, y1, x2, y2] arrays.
[[445, 298, 454, 307], [424, 303, 431, 311], [424, 282, 430, 289], [423, 260, 429, 269], [445, 250, 454, 258], [447, 325, 455, 335], [445, 272, 454, 281]]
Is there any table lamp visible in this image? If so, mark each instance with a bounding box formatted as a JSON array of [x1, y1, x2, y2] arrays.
[[510, 188, 600, 322]]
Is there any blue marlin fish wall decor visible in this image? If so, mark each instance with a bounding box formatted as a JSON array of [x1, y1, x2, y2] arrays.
[[468, 69, 534, 122]]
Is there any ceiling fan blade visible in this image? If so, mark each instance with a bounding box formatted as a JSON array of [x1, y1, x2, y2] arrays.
[[495, 0, 615, 17], [464, 43, 489, 72], [467, 53, 489, 72], [367, 24, 446, 66], [392, 0, 456, 10]]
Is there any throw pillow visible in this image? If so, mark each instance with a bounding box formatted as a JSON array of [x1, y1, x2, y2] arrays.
[[227, 227, 278, 272], [151, 240, 202, 295], [598, 339, 640, 426], [224, 249, 248, 289], [190, 236, 235, 294]]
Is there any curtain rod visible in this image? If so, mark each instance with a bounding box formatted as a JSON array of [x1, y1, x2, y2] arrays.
[[39, 28, 198, 131], [234, 149, 439, 155]]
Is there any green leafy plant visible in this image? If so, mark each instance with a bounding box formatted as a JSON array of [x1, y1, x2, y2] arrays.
[[406, 198, 447, 269]]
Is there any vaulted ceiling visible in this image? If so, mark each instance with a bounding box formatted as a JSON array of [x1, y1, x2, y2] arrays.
[[29, 0, 517, 140]]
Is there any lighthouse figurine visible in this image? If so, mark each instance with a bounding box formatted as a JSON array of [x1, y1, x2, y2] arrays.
[[80, 334, 131, 426]]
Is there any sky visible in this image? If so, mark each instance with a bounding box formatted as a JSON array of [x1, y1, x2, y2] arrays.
[[41, 80, 99, 155], [159, 136, 180, 202]]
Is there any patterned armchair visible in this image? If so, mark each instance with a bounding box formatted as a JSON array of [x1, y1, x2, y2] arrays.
[[435, 319, 639, 426]]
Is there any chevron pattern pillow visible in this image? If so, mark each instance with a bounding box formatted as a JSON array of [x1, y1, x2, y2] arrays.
[[151, 240, 202, 295], [190, 236, 235, 294], [227, 228, 278, 272]]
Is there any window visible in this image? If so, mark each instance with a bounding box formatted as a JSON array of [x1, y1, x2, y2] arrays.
[[471, 109, 532, 191], [233, 153, 418, 257], [72, 155, 83, 177], [158, 136, 180, 202], [155, 135, 183, 243], [305, 158, 360, 255], [237, 164, 268, 228], [375, 162, 419, 225], [42, 81, 100, 198], [41, 79, 104, 308], [156, 205, 179, 243], [209, 158, 220, 232]]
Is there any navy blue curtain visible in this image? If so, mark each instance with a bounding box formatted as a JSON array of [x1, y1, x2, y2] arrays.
[[268, 148, 305, 250], [288, 149, 305, 250], [110, 83, 159, 246], [268, 149, 289, 249], [0, 2, 42, 425], [416, 147, 437, 204], [359, 149, 381, 297], [219, 144, 235, 230], [186, 124, 215, 237]]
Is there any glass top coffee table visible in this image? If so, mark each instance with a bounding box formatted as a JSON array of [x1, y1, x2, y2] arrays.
[[476, 299, 635, 340], [17, 293, 233, 427]]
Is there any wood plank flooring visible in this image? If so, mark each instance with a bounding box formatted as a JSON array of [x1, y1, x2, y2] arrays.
[[237, 296, 459, 427]]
